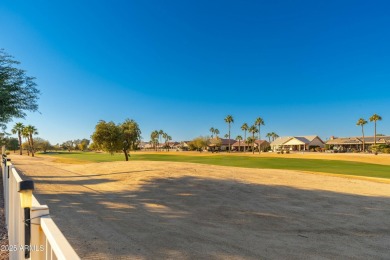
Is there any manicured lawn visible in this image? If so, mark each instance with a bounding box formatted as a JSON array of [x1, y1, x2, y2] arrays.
[[39, 152, 390, 179]]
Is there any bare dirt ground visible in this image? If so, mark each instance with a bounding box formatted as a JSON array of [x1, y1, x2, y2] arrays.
[[8, 154, 390, 259]]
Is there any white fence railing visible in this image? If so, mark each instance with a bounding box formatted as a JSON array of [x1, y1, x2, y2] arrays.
[[1, 154, 79, 260]]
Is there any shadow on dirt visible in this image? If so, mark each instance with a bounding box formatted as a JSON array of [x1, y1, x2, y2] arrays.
[[26, 174, 390, 259]]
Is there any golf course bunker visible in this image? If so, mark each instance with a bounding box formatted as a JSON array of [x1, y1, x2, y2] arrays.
[[10, 155, 390, 259]]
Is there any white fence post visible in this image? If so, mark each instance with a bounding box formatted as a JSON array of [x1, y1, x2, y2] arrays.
[[31, 203, 50, 260], [2, 154, 80, 260]]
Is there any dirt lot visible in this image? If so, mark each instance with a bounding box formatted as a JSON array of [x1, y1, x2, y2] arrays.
[[8, 154, 390, 259]]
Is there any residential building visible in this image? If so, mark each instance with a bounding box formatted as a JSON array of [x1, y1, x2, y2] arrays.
[[326, 136, 390, 151], [270, 135, 325, 151]]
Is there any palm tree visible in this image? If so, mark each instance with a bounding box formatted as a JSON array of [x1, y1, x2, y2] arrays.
[[266, 132, 272, 143], [224, 115, 234, 152], [241, 123, 248, 153], [24, 125, 38, 157], [21, 127, 30, 156], [369, 114, 382, 145], [236, 135, 243, 152], [162, 133, 172, 151], [162, 132, 168, 151], [209, 127, 215, 139], [158, 130, 164, 151], [214, 129, 220, 138], [255, 117, 265, 153], [151, 130, 159, 151], [248, 125, 258, 154], [167, 135, 172, 151], [272, 132, 279, 141], [356, 118, 368, 152], [11, 122, 24, 155], [224, 134, 229, 139], [247, 137, 255, 153]]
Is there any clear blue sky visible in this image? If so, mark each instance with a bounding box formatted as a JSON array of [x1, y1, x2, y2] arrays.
[[1, 0, 389, 144]]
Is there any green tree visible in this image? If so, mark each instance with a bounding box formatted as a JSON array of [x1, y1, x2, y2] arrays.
[[89, 142, 98, 151], [224, 115, 234, 152], [33, 137, 52, 153], [369, 114, 382, 145], [73, 139, 81, 150], [189, 136, 208, 152], [241, 123, 248, 153], [62, 140, 74, 152], [236, 135, 243, 152], [78, 139, 90, 151], [255, 117, 265, 154], [120, 119, 142, 160], [249, 125, 258, 154], [6, 137, 19, 153], [0, 50, 40, 129], [91, 120, 123, 156], [11, 122, 24, 155], [356, 118, 368, 151]]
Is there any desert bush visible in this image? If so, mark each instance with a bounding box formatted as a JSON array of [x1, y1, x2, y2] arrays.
[[382, 148, 390, 154]]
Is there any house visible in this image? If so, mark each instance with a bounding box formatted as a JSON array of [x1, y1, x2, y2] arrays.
[[208, 138, 237, 151], [326, 136, 390, 151], [231, 140, 270, 152], [178, 141, 191, 151], [270, 136, 292, 152], [270, 135, 325, 152]]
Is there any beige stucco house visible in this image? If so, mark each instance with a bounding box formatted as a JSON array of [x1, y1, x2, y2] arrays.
[[270, 135, 325, 151]]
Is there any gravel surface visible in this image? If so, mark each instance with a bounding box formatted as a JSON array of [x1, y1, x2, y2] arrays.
[[0, 170, 9, 260]]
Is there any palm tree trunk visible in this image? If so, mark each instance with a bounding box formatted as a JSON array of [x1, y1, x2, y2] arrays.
[[258, 125, 260, 154], [228, 124, 231, 153], [30, 134, 35, 157], [361, 125, 365, 152], [26, 137, 30, 156], [244, 131, 247, 153], [252, 133, 255, 154], [18, 133, 22, 155], [258, 126, 261, 154], [374, 121, 377, 145]]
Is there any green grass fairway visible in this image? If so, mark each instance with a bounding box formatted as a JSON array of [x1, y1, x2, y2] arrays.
[[39, 152, 390, 179]]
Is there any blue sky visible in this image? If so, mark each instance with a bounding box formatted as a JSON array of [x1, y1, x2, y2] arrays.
[[1, 0, 389, 144]]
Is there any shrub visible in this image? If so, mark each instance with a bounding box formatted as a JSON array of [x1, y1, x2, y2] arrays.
[[383, 148, 390, 154]]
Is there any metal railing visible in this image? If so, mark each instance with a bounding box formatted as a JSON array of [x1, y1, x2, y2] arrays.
[[1, 154, 79, 260]]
